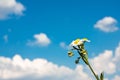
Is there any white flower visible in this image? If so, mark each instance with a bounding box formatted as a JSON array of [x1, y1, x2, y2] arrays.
[[70, 39, 82, 46], [69, 38, 90, 49]]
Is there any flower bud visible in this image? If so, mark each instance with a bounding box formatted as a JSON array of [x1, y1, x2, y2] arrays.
[[68, 51, 74, 57]]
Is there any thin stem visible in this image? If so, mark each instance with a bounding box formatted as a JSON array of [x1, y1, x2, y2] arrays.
[[87, 62, 99, 80], [77, 45, 100, 80]]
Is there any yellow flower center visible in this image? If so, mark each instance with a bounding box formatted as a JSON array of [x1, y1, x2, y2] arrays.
[[74, 39, 80, 44]]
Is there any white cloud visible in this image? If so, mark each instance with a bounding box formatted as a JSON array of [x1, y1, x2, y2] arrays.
[[94, 17, 119, 32], [113, 43, 120, 71], [90, 42, 120, 75], [0, 54, 91, 80], [3, 35, 8, 42], [0, 42, 120, 80], [114, 43, 120, 62], [113, 75, 120, 80], [91, 50, 116, 74], [0, 0, 25, 19], [59, 42, 68, 49], [27, 33, 51, 47]]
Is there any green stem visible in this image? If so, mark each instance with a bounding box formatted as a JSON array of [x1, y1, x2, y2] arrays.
[[87, 62, 99, 80], [77, 45, 100, 80]]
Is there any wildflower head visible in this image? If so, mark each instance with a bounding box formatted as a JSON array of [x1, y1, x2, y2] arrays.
[[70, 38, 82, 46], [69, 38, 90, 50]]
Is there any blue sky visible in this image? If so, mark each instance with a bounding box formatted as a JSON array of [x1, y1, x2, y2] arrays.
[[0, 0, 120, 80]]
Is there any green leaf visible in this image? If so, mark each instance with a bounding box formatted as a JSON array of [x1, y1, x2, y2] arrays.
[[100, 72, 104, 80]]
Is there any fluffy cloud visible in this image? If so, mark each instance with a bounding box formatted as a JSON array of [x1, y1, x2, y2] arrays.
[[113, 75, 120, 80], [113, 43, 120, 71], [0, 42, 120, 80], [90, 43, 120, 78], [27, 33, 51, 47], [0, 54, 90, 80], [94, 17, 119, 32], [91, 50, 116, 74], [0, 0, 25, 19]]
